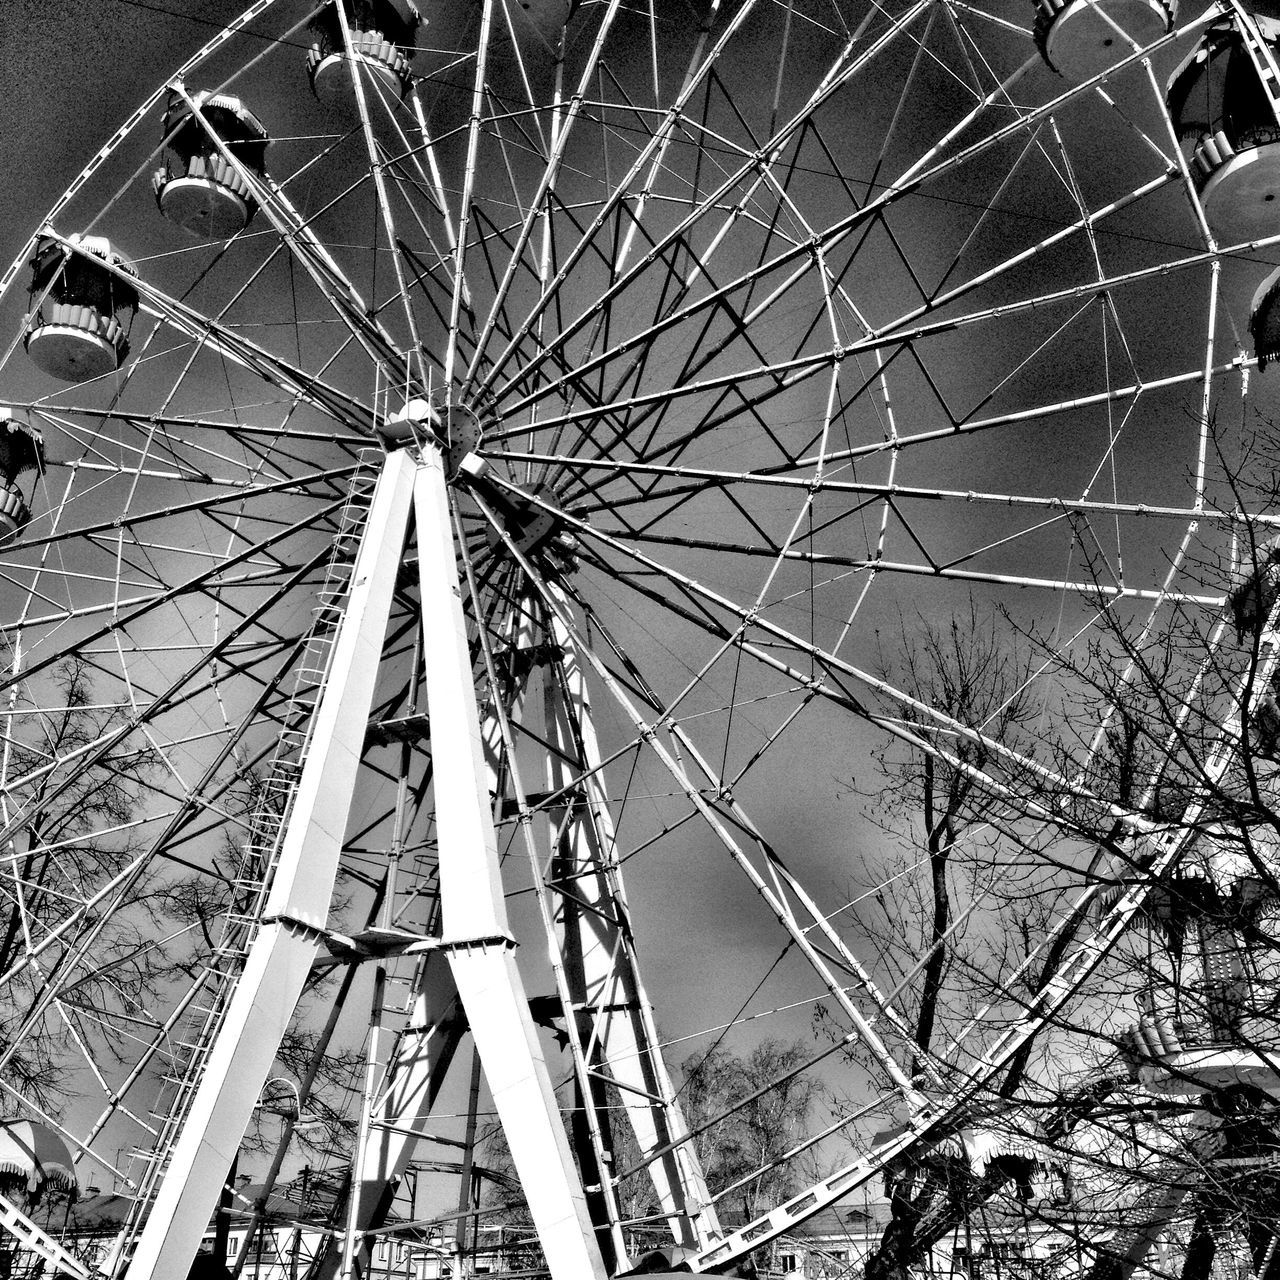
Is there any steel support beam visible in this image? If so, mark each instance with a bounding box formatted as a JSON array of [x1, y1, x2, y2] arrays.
[[316, 961, 465, 1280], [123, 450, 418, 1280], [318, 616, 540, 1276], [413, 445, 607, 1280], [128, 443, 608, 1280], [544, 610, 720, 1251]]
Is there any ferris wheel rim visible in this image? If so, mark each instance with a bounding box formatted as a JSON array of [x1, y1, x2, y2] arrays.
[[0, 1, 1276, 1276]]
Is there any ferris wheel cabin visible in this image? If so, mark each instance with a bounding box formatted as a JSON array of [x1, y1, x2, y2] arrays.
[[0, 409, 43, 546], [153, 90, 269, 240], [1107, 825, 1280, 1098], [1228, 533, 1280, 641], [307, 0, 421, 105], [1034, 0, 1174, 82], [24, 235, 139, 383], [1098, 541, 1280, 1100], [1168, 13, 1280, 245]]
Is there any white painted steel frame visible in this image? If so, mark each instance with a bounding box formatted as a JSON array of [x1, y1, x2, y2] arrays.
[[323, 963, 465, 1280], [124, 444, 606, 1280], [413, 444, 607, 1280], [542, 605, 721, 1253], [319, 603, 540, 1272], [0, 1193, 90, 1280], [122, 449, 418, 1280], [7, 5, 1271, 1278]]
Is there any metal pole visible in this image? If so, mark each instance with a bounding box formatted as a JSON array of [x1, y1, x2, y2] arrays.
[[541, 605, 720, 1250], [412, 442, 606, 1280]]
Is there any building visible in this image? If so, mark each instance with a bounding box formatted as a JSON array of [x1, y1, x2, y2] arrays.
[[2, 1184, 1100, 1280], [768, 1201, 1087, 1280], [2, 1174, 448, 1280]]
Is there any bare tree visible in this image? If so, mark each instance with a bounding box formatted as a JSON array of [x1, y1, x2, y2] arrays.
[[474, 1036, 827, 1273], [825, 605, 1044, 1280], [847, 432, 1280, 1280], [680, 1038, 829, 1226], [867, 602, 1041, 1069], [0, 657, 159, 1113]]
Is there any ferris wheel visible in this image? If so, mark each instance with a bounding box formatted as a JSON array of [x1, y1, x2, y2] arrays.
[[4, 2, 1280, 1279]]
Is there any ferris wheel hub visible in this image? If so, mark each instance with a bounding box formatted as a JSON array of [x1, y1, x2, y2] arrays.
[[479, 482, 581, 576], [1035, 0, 1174, 80]]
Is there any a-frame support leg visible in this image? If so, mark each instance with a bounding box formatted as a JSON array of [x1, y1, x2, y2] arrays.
[[124, 450, 419, 1280], [321, 960, 466, 1280], [315, 610, 544, 1278], [125, 444, 605, 1280], [413, 443, 607, 1280]]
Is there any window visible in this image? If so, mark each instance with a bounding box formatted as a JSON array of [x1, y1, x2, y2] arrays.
[[983, 1243, 1024, 1262], [780, 1253, 799, 1273]]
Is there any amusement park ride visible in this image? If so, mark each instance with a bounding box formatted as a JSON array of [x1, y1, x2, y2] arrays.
[[10, 1, 1280, 1279]]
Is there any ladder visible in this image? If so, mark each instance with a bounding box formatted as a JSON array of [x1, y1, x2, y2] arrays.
[[0, 1192, 90, 1280]]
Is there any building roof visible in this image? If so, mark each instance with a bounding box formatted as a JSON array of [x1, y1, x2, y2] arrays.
[[36, 1192, 133, 1233], [781, 1204, 881, 1241]]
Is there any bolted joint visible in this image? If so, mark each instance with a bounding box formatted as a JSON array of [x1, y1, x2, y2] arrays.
[[445, 403, 486, 480], [474, 479, 582, 579], [379, 397, 443, 451]]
